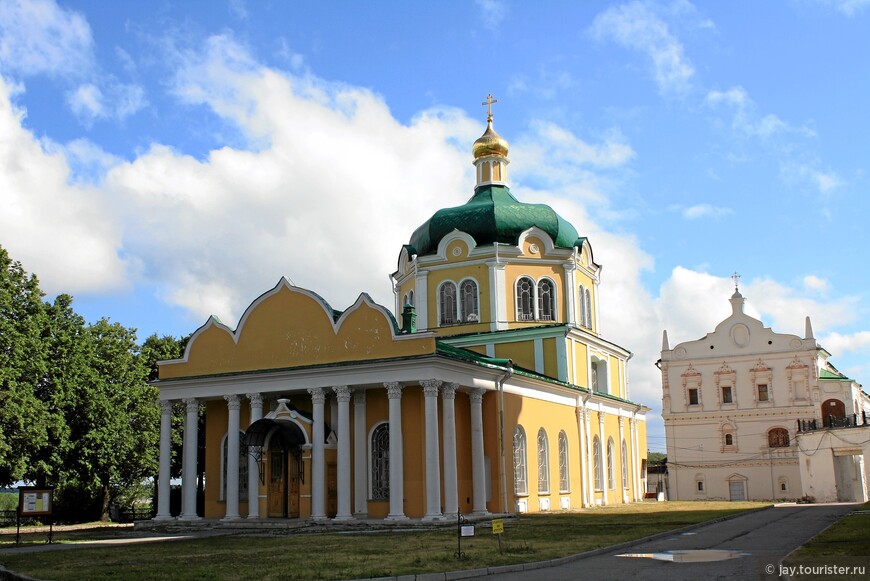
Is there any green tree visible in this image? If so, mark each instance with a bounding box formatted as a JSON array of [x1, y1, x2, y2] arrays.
[[0, 247, 49, 485], [61, 320, 159, 520]]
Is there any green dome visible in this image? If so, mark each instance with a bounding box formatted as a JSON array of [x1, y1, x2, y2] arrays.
[[408, 185, 583, 256]]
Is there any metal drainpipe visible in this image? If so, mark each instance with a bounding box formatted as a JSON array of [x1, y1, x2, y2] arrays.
[[498, 361, 514, 514]]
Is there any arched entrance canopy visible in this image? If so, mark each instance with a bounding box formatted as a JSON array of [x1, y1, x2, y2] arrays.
[[244, 418, 306, 450]]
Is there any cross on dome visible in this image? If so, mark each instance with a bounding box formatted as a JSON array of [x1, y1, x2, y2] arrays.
[[482, 94, 497, 122], [731, 272, 741, 292]]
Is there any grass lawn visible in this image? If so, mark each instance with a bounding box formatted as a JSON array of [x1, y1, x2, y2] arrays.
[[0, 501, 766, 581], [783, 502, 870, 581]]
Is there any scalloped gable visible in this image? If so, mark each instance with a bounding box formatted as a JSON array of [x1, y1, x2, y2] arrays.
[[159, 279, 436, 379]]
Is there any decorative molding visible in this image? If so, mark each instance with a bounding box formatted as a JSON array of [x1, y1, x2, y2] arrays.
[[159, 400, 173, 414], [246, 393, 263, 407], [183, 398, 199, 414], [441, 382, 457, 400], [224, 394, 241, 410], [385, 382, 403, 399], [421, 379, 442, 397], [308, 387, 326, 404], [333, 385, 351, 402]]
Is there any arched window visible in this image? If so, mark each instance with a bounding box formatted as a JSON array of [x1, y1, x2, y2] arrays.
[[408, 289, 415, 306], [459, 279, 479, 323], [221, 431, 249, 502], [593, 435, 602, 490], [591, 357, 608, 394], [607, 438, 615, 490], [538, 279, 555, 321], [768, 427, 790, 448], [621, 440, 629, 490], [439, 282, 457, 326], [537, 428, 550, 493], [513, 426, 528, 495], [725, 433, 734, 446], [585, 289, 592, 328], [558, 431, 570, 492], [516, 277, 535, 321], [578, 284, 587, 328], [371, 423, 390, 500]]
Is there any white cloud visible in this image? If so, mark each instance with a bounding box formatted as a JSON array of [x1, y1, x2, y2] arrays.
[[803, 274, 830, 294], [94, 34, 481, 322], [590, 1, 695, 95], [67, 80, 147, 124], [0, 0, 94, 78], [228, 0, 249, 20], [813, 0, 870, 16], [476, 0, 507, 31], [706, 85, 815, 140], [680, 203, 732, 219], [780, 161, 843, 195], [0, 76, 131, 294], [820, 331, 870, 354]]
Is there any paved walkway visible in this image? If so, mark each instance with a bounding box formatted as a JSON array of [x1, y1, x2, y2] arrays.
[[0, 504, 862, 580]]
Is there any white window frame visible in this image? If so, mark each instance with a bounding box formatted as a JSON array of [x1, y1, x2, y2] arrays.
[[438, 281, 458, 326], [558, 431, 570, 493], [513, 426, 528, 495], [537, 428, 550, 494]]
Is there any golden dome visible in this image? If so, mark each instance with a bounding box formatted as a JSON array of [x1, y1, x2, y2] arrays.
[[472, 118, 509, 160]]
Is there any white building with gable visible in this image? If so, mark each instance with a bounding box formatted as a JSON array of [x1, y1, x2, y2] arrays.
[[660, 286, 870, 502]]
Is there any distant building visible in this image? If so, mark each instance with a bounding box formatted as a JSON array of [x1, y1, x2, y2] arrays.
[[152, 102, 649, 522], [660, 287, 870, 501]]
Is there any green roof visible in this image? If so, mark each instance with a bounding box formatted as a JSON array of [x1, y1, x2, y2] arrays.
[[408, 184, 583, 256], [820, 368, 850, 381]]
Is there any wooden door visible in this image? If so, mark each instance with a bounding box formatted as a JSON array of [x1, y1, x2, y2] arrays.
[[288, 451, 300, 518], [327, 462, 337, 518], [268, 451, 286, 517], [822, 399, 845, 427]]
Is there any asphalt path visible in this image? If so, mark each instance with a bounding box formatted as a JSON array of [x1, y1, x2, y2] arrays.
[[493, 503, 860, 581]]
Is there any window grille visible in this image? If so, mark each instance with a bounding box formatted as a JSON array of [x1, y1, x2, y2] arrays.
[[558, 431, 569, 492], [513, 426, 528, 495], [460, 280, 479, 322], [538, 279, 555, 321], [439, 282, 457, 326], [537, 428, 550, 493], [593, 435, 602, 490], [516, 277, 535, 321], [371, 424, 390, 500]]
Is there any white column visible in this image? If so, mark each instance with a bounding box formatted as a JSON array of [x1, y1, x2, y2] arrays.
[[353, 389, 368, 518], [308, 387, 327, 520], [564, 262, 577, 326], [631, 416, 642, 501], [333, 385, 353, 520], [575, 401, 587, 509], [180, 398, 200, 520], [422, 380, 443, 521], [469, 388, 489, 515], [246, 393, 263, 519], [583, 406, 595, 506], [618, 416, 627, 504], [385, 382, 407, 520], [599, 413, 608, 506], [223, 394, 242, 519], [155, 399, 173, 520], [442, 383, 459, 516]]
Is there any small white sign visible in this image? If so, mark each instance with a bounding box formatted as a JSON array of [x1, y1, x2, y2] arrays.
[[461, 525, 475, 537]]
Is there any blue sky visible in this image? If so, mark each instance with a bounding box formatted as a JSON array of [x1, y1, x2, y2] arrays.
[[2, 0, 869, 451]]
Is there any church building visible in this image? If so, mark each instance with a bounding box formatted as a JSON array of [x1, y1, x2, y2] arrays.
[[660, 281, 870, 502], [153, 99, 649, 522]]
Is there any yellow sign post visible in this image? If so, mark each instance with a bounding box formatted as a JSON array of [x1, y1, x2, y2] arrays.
[[491, 518, 504, 553]]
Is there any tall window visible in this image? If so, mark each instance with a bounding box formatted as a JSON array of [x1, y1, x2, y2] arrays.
[[768, 427, 790, 448], [537, 428, 550, 493], [408, 289, 415, 306], [558, 431, 569, 492], [606, 438, 615, 490], [578, 285, 587, 328], [725, 433, 734, 446], [722, 385, 733, 404], [459, 279, 479, 323], [688, 388, 699, 405], [538, 279, 555, 321], [439, 282, 457, 326], [585, 289, 592, 328], [513, 426, 528, 495], [221, 432, 249, 502], [516, 277, 535, 321], [621, 440, 629, 489], [593, 435, 602, 490], [591, 358, 608, 394], [757, 383, 769, 402], [371, 423, 390, 500]]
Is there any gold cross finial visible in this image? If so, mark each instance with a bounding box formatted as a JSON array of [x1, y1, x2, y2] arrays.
[[482, 94, 497, 122], [731, 272, 741, 292]]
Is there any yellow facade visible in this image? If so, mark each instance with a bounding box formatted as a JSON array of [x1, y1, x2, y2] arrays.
[[154, 110, 648, 523]]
